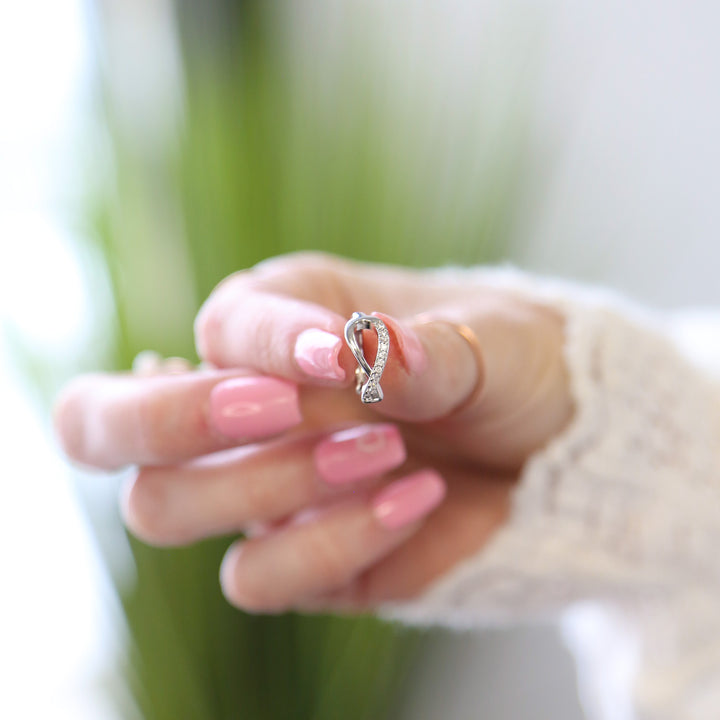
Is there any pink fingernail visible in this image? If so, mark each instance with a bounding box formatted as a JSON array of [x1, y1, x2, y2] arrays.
[[209, 377, 302, 440], [314, 424, 406, 485], [294, 329, 345, 382], [372, 313, 428, 374], [371, 469, 446, 529]]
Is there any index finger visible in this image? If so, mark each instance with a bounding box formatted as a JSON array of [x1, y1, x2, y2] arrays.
[[194, 253, 480, 422], [194, 252, 446, 379]]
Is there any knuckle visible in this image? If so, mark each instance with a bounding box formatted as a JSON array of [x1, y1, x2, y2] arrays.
[[194, 269, 253, 360], [121, 469, 175, 545], [255, 252, 355, 312], [230, 448, 310, 525], [253, 250, 340, 277], [242, 472, 281, 522], [206, 268, 254, 301], [302, 525, 352, 590], [135, 390, 176, 463]]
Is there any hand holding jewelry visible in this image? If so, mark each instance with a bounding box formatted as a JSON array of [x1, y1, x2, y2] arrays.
[[54, 253, 573, 616]]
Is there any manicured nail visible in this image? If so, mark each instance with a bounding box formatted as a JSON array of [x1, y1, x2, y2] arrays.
[[372, 312, 428, 374], [209, 377, 302, 440], [294, 329, 345, 381], [314, 424, 406, 485], [371, 469, 446, 529]]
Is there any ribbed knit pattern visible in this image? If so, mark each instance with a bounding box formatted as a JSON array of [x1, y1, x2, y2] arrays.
[[383, 269, 720, 720]]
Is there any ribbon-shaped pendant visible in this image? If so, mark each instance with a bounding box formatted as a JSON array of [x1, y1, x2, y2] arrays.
[[343, 312, 389, 404]]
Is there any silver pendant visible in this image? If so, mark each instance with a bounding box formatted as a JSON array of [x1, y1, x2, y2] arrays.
[[343, 312, 389, 404]]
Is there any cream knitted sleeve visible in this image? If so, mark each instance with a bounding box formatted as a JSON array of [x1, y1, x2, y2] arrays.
[[382, 269, 720, 720]]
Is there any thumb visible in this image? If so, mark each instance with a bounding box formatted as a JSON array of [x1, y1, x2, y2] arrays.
[[349, 311, 478, 422], [366, 301, 573, 470]]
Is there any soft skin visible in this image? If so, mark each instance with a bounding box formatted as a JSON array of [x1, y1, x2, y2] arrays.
[[54, 252, 573, 614]]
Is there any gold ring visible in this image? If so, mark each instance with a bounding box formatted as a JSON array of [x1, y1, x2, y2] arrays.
[[413, 313, 485, 418]]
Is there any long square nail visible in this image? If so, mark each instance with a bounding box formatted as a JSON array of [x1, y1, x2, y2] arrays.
[[210, 377, 302, 440], [372, 469, 446, 529], [314, 424, 406, 484]]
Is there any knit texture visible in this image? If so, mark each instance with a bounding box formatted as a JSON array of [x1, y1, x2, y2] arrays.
[[382, 269, 720, 720]]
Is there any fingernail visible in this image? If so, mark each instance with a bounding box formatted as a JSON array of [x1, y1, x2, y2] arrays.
[[314, 424, 406, 485], [372, 312, 428, 374], [371, 469, 446, 530], [294, 329, 345, 382], [209, 377, 302, 440]]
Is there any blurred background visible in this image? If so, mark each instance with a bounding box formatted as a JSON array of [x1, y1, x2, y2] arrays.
[[2, 1, 719, 718]]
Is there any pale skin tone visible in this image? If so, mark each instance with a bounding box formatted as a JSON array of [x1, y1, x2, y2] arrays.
[[54, 253, 573, 613]]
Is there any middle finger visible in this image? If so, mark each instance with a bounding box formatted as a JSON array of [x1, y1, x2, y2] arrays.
[[122, 423, 408, 546]]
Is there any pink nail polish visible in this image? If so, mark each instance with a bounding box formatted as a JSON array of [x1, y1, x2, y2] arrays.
[[294, 329, 345, 381], [372, 313, 428, 374], [372, 469, 446, 530], [314, 424, 406, 485], [209, 377, 302, 440]]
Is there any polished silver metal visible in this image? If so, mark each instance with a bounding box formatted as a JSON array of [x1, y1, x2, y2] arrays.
[[343, 312, 389, 404]]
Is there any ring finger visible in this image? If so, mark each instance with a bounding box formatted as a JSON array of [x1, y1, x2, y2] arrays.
[[219, 468, 447, 613], [123, 422, 408, 546]]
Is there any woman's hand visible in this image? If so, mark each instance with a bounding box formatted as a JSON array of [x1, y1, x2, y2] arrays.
[[54, 253, 573, 613]]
